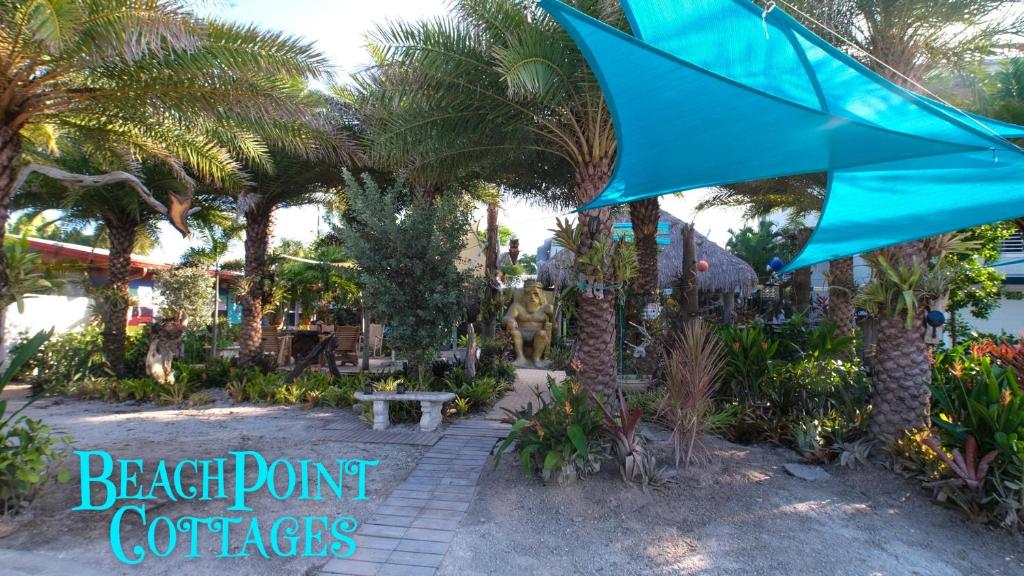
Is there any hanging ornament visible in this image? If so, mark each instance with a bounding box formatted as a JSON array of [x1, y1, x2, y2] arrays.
[[697, 259, 709, 272], [769, 257, 784, 272]]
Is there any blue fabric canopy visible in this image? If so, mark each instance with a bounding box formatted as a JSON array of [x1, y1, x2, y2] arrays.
[[539, 0, 1024, 271]]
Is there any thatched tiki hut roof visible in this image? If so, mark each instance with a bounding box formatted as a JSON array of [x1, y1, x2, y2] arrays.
[[537, 210, 758, 295]]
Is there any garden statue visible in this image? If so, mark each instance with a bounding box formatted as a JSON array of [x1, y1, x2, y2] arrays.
[[146, 314, 186, 385], [504, 279, 554, 367]]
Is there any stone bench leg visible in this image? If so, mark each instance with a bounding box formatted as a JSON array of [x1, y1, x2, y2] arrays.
[[371, 401, 390, 431], [419, 400, 444, 432]]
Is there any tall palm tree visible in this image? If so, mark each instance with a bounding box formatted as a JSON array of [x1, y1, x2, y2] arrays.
[[234, 151, 355, 368], [702, 174, 856, 332], [15, 156, 223, 375], [1, 0, 332, 294], [785, 0, 1024, 438], [350, 0, 633, 393]]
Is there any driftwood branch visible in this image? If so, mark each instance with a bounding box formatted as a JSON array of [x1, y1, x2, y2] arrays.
[[13, 163, 196, 236], [14, 163, 169, 215]]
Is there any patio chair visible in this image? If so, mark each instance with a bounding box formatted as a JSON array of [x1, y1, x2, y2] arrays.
[[335, 325, 361, 367], [260, 326, 280, 356], [369, 323, 384, 357]]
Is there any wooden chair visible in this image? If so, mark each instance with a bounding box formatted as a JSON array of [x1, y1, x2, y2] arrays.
[[260, 326, 280, 356], [370, 323, 385, 357], [335, 325, 361, 366]]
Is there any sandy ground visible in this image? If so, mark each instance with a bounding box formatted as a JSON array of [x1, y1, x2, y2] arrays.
[[440, 428, 1024, 576], [1, 386, 423, 576]]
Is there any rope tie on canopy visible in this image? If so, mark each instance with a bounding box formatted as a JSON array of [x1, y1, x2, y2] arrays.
[[765, 0, 1018, 149]]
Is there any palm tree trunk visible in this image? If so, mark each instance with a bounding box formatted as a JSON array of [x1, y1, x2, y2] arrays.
[[628, 198, 660, 301], [102, 216, 137, 376], [239, 206, 273, 368], [868, 240, 932, 439], [574, 160, 617, 395], [827, 256, 855, 336], [627, 198, 661, 375], [0, 127, 23, 293], [483, 201, 499, 338], [791, 227, 813, 315]]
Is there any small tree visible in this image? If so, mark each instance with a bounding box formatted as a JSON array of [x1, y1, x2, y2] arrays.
[[154, 267, 214, 326], [337, 173, 470, 381]]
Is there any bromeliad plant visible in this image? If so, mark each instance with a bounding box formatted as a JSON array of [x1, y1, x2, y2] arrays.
[[587, 385, 657, 487], [496, 376, 606, 484]]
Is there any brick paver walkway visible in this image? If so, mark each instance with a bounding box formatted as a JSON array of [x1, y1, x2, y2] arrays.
[[320, 434, 499, 575], [320, 369, 556, 576]]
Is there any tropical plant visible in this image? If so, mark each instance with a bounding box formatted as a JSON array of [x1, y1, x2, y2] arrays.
[[351, 0, 634, 394], [496, 376, 606, 484], [336, 173, 470, 381], [587, 385, 657, 487], [858, 237, 962, 437], [234, 124, 359, 368], [0, 0, 339, 320], [0, 235, 65, 313], [725, 221, 785, 284], [0, 330, 72, 517], [782, 0, 1024, 440], [661, 320, 725, 468], [717, 323, 779, 404], [153, 267, 214, 325]]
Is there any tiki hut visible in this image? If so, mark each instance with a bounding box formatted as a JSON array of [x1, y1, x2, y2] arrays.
[[537, 210, 758, 320]]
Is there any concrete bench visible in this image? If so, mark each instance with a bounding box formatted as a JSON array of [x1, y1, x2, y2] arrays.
[[354, 391, 456, 432]]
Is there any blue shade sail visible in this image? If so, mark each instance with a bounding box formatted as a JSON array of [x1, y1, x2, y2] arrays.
[[539, 0, 1024, 271], [786, 152, 1024, 269]]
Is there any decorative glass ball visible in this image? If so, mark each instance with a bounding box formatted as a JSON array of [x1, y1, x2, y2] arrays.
[[769, 257, 784, 272], [697, 260, 710, 272]]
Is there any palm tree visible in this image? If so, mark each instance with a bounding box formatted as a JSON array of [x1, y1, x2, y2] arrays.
[[785, 0, 1024, 438], [702, 174, 856, 332], [234, 150, 355, 368], [1, 0, 332, 295], [350, 0, 633, 393], [15, 157, 223, 375]]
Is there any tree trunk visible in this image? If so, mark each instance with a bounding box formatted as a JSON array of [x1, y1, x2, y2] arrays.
[[239, 206, 273, 369], [680, 223, 699, 322], [628, 198, 660, 301], [101, 216, 138, 376], [483, 201, 499, 338], [791, 227, 813, 315], [574, 159, 617, 395], [0, 127, 23, 296], [827, 256, 856, 336], [868, 240, 932, 440]]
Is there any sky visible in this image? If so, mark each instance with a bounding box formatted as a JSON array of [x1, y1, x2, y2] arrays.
[[151, 0, 750, 263]]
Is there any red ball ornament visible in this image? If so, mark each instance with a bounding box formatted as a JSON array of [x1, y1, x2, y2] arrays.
[[697, 259, 710, 272]]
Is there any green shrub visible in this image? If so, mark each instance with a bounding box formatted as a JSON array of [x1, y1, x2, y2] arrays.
[[115, 378, 161, 402], [322, 385, 356, 408], [717, 323, 778, 404], [496, 376, 606, 483], [0, 330, 72, 517], [919, 344, 1024, 528], [19, 324, 107, 395]]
